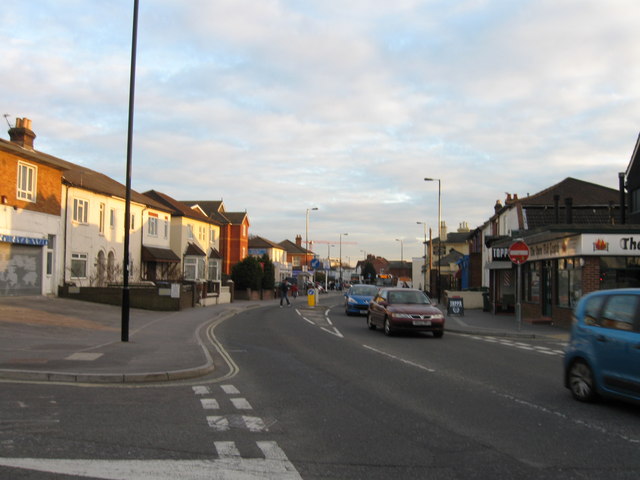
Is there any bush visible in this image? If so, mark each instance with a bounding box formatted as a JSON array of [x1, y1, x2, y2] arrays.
[[231, 256, 263, 290], [260, 254, 275, 290]]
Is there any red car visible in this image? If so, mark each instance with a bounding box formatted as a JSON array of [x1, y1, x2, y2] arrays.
[[367, 288, 445, 337]]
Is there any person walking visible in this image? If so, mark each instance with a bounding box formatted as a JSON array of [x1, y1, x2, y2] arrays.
[[280, 280, 291, 307]]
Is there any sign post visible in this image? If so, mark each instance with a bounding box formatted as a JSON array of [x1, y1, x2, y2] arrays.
[[508, 240, 530, 331]]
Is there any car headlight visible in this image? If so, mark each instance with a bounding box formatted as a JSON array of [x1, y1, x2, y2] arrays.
[[430, 313, 444, 320], [348, 297, 357, 304]]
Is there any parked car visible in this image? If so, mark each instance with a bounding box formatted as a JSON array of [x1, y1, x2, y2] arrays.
[[344, 284, 379, 316], [367, 288, 445, 337], [564, 289, 640, 403]]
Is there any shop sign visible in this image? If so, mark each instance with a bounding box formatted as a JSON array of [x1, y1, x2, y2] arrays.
[[527, 234, 640, 260], [0, 234, 48, 246]]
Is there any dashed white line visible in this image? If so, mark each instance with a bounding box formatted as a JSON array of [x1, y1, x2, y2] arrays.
[[200, 398, 220, 410], [221, 384, 240, 395], [230, 398, 253, 410], [362, 345, 436, 372]]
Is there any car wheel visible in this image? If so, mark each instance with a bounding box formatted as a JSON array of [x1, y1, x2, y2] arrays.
[[568, 360, 597, 402], [367, 313, 376, 330], [384, 318, 393, 336], [433, 330, 444, 338]]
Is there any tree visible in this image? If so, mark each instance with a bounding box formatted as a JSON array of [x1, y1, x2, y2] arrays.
[[231, 256, 263, 290], [362, 261, 377, 284], [260, 254, 275, 290]]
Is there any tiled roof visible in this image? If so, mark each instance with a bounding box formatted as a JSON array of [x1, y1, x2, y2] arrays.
[[144, 191, 216, 223], [518, 177, 619, 206], [249, 236, 283, 250], [279, 239, 310, 255], [0, 139, 170, 212], [182, 200, 249, 226]]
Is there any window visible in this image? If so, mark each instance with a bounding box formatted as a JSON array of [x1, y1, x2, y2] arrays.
[[148, 216, 158, 236], [184, 256, 206, 280], [73, 198, 89, 223], [210, 228, 216, 244], [208, 259, 220, 281], [524, 262, 540, 303], [187, 224, 194, 240], [557, 259, 582, 308], [600, 295, 639, 331], [164, 218, 169, 239], [46, 235, 55, 276], [17, 162, 37, 202], [110, 209, 116, 229], [99, 203, 106, 234], [71, 253, 88, 278], [131, 214, 135, 230]]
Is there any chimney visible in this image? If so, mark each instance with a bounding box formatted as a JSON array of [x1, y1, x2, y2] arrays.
[[564, 197, 573, 224], [295, 235, 302, 247], [494, 199, 503, 214], [8, 117, 36, 150]]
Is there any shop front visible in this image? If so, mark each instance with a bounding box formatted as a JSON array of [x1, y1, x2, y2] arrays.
[[491, 227, 640, 328]]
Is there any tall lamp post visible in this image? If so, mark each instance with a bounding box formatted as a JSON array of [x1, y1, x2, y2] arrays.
[[326, 243, 334, 291], [424, 177, 441, 303], [305, 207, 318, 271], [339, 232, 348, 287], [395, 238, 404, 285], [416, 221, 428, 293]]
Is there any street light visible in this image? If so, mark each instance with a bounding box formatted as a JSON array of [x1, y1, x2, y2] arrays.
[[395, 238, 404, 287], [305, 207, 318, 270], [326, 243, 335, 291], [424, 177, 442, 303], [339, 232, 348, 287], [416, 221, 428, 293]]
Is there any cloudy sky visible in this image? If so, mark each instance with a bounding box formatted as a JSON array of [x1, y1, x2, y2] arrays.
[[2, 0, 640, 264]]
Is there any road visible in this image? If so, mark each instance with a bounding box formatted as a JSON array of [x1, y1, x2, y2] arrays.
[[1, 295, 640, 479]]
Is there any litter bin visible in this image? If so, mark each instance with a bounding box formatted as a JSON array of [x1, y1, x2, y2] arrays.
[[482, 292, 490, 312]]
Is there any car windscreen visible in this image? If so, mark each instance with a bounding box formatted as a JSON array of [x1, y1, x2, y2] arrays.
[[351, 286, 378, 296], [388, 291, 429, 304]]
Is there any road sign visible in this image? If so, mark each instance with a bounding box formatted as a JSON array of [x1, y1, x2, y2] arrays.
[[310, 258, 320, 269], [508, 240, 530, 264]]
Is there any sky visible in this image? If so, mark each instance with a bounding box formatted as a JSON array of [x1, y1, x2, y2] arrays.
[[2, 0, 640, 265]]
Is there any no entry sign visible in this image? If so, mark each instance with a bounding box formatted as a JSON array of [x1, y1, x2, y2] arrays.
[[508, 240, 530, 264]]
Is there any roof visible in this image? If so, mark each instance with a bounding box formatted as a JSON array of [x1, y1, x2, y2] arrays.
[[144, 191, 217, 224], [517, 177, 619, 206], [141, 246, 180, 263], [184, 242, 206, 256], [182, 200, 249, 226], [249, 236, 284, 250], [0, 139, 170, 212], [279, 239, 311, 255]]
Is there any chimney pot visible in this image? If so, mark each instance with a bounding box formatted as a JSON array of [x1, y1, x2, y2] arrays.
[[8, 117, 36, 150]]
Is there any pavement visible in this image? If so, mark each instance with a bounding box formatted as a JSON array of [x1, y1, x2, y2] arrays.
[[0, 293, 570, 384]]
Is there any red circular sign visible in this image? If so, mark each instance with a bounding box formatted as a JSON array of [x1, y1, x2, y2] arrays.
[[508, 240, 530, 264]]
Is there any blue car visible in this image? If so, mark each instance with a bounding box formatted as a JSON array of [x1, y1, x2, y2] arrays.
[[564, 289, 640, 403], [344, 284, 379, 316]]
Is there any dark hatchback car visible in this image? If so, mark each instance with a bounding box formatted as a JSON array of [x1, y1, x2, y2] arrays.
[[367, 288, 445, 337], [564, 288, 640, 403]]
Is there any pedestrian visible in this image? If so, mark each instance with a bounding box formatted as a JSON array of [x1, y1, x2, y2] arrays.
[[291, 283, 298, 299], [280, 280, 291, 307]]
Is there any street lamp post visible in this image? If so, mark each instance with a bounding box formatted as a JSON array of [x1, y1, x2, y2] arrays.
[[326, 243, 334, 291], [305, 207, 318, 271], [339, 232, 348, 288], [424, 177, 442, 303], [395, 238, 404, 285], [416, 221, 428, 293]]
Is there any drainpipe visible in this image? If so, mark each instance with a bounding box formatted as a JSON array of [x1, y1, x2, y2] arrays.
[[619, 172, 626, 224], [62, 183, 70, 285]]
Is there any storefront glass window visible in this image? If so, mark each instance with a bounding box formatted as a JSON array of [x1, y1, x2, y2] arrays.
[[525, 263, 540, 302], [557, 258, 582, 308], [599, 257, 640, 289]]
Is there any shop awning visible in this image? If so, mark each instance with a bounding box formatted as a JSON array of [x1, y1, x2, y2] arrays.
[[141, 246, 180, 263]]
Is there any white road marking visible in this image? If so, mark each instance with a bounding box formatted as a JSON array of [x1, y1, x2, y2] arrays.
[[0, 442, 303, 479], [207, 416, 230, 431], [214, 441, 241, 458], [221, 384, 240, 395], [362, 345, 436, 372], [200, 398, 220, 410], [463, 335, 566, 357], [65, 353, 103, 361], [192, 386, 209, 395], [230, 398, 253, 410], [243, 416, 268, 432]]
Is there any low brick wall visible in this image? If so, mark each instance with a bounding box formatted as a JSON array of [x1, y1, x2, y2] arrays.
[[58, 284, 194, 311]]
